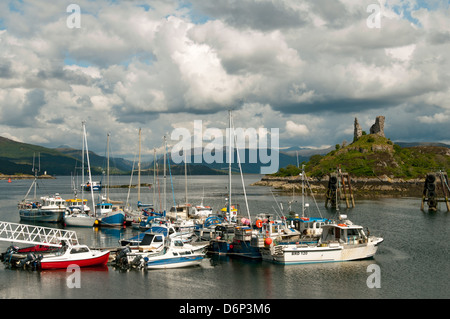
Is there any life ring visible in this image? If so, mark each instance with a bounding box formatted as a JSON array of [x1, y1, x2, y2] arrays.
[[255, 219, 263, 228], [338, 223, 347, 227]]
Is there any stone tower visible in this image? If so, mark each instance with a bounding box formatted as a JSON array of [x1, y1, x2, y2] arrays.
[[370, 116, 385, 137], [354, 117, 362, 142]]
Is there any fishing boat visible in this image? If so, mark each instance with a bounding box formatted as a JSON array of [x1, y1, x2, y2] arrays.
[[209, 216, 303, 259], [260, 214, 384, 264], [94, 202, 125, 227], [19, 193, 66, 223], [81, 180, 102, 192], [194, 215, 229, 240], [39, 242, 110, 270]]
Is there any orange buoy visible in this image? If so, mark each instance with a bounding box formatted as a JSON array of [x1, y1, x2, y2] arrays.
[[265, 238, 273, 245], [255, 219, 263, 228]]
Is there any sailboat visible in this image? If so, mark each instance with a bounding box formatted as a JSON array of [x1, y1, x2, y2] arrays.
[[18, 154, 66, 223], [125, 129, 154, 227], [94, 133, 125, 227], [208, 110, 263, 258], [64, 121, 97, 227]]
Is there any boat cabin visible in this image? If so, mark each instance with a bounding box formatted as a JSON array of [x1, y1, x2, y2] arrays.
[[287, 216, 329, 237], [320, 223, 367, 245]]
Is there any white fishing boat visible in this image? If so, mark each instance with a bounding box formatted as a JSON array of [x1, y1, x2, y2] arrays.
[[19, 193, 66, 223], [261, 214, 384, 264]]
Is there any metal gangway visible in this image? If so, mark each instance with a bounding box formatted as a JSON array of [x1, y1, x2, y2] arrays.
[[0, 221, 79, 247]]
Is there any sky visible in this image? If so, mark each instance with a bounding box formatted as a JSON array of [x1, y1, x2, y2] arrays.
[[0, 0, 449, 161]]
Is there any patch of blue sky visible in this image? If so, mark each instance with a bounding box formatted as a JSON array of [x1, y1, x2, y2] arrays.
[[177, 1, 212, 24], [8, 0, 24, 14], [136, 4, 152, 12], [119, 52, 155, 67], [64, 53, 93, 68], [387, 0, 446, 26]]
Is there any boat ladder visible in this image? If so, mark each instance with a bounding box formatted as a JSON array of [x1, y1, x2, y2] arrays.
[[0, 221, 79, 247]]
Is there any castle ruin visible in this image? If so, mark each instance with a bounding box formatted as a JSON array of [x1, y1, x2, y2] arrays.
[[353, 116, 385, 142]]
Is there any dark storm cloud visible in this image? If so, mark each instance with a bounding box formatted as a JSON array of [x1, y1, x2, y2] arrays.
[[189, 0, 310, 31]]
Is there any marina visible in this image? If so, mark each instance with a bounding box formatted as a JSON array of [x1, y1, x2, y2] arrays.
[[0, 174, 448, 299]]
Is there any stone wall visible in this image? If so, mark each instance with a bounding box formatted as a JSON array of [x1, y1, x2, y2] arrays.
[[354, 115, 385, 141], [369, 116, 385, 137]]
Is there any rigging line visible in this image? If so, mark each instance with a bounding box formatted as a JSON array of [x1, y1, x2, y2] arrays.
[[166, 142, 176, 209], [231, 114, 251, 222], [125, 151, 138, 208], [304, 178, 323, 218]]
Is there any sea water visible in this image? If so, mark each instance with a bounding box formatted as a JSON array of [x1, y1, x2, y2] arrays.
[[0, 174, 448, 300]]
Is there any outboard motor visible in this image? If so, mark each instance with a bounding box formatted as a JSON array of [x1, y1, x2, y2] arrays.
[[18, 253, 42, 270], [114, 246, 131, 269], [130, 255, 144, 269], [2, 245, 19, 263]]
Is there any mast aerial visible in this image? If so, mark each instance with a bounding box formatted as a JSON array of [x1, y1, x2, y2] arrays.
[[138, 128, 141, 202], [228, 110, 232, 218]]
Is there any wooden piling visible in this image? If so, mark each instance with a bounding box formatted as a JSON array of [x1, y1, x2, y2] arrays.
[[421, 171, 450, 212]]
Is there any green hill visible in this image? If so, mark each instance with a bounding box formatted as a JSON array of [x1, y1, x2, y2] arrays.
[[0, 136, 129, 176], [0, 136, 77, 175], [272, 134, 450, 179]]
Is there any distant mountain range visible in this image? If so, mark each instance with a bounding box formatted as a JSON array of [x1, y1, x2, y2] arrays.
[[0, 136, 301, 176], [1, 135, 448, 177]]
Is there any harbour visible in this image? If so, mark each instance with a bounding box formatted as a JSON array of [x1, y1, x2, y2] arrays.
[[0, 174, 448, 299]]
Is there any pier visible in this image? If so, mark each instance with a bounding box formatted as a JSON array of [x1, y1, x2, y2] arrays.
[[421, 171, 450, 212], [325, 167, 355, 209]]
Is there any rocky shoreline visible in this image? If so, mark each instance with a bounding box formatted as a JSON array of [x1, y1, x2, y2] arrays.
[[251, 175, 426, 198], [0, 174, 55, 180]]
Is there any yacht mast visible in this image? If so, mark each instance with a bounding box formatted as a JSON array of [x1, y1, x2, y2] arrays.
[[228, 110, 232, 219]]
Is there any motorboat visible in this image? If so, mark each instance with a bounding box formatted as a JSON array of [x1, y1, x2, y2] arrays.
[[114, 227, 207, 270], [19, 193, 66, 223], [81, 181, 102, 192], [39, 242, 110, 270], [94, 202, 125, 227], [261, 215, 384, 264]]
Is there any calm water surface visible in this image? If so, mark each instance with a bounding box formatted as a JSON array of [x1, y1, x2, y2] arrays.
[[0, 175, 448, 299]]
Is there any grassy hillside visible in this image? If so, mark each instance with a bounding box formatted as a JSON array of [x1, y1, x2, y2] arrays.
[[0, 137, 77, 175], [272, 134, 450, 179]]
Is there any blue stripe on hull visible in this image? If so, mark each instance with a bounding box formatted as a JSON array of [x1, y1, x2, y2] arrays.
[[146, 256, 203, 268], [99, 212, 125, 227]]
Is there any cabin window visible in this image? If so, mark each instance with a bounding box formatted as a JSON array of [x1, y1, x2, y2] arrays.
[[154, 236, 163, 243], [347, 229, 359, 236], [70, 247, 89, 254]]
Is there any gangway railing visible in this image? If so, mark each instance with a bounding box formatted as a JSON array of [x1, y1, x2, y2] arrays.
[[0, 221, 79, 247]]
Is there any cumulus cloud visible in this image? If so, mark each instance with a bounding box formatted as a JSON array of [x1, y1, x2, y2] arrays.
[[0, 0, 449, 157], [285, 120, 309, 137]]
